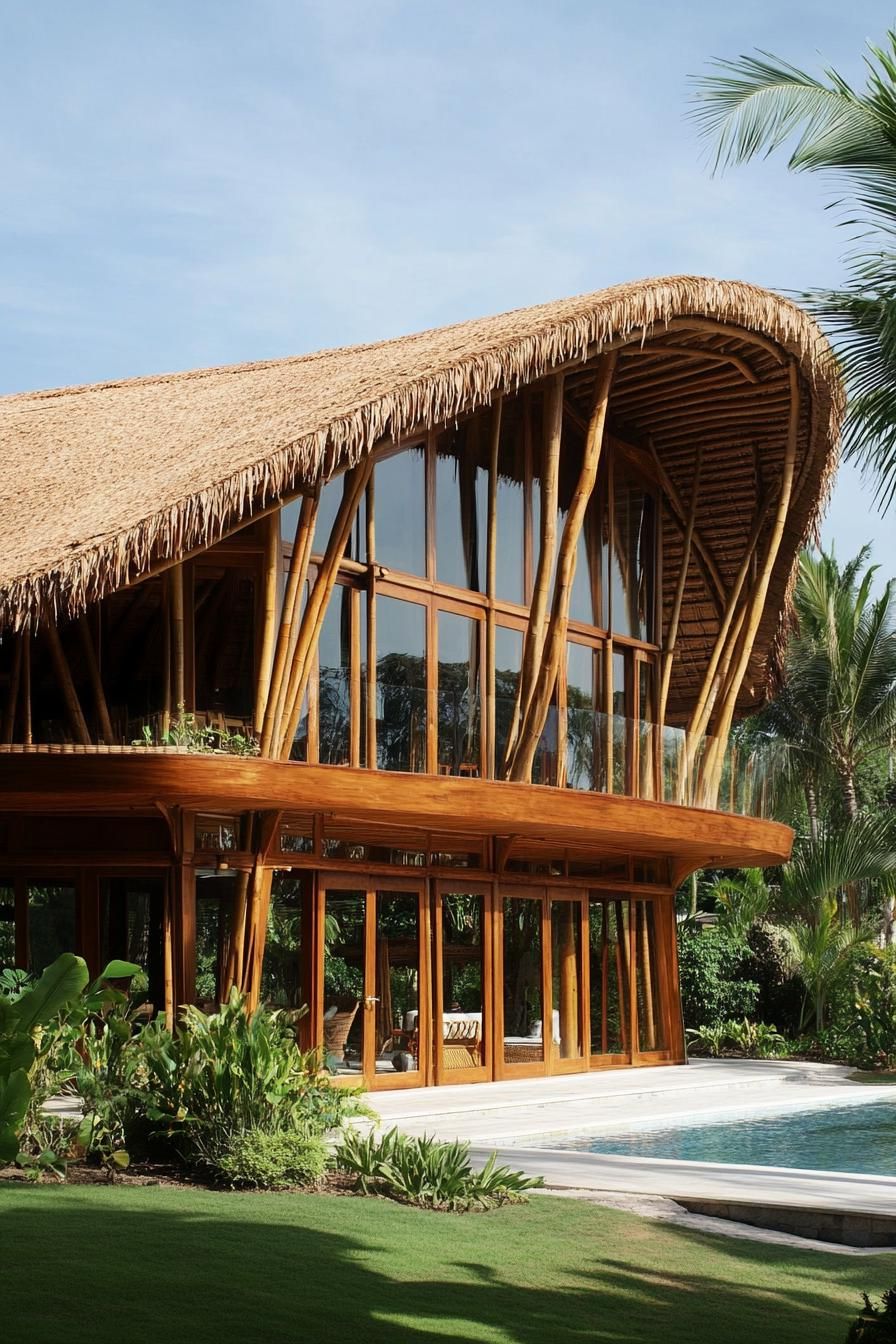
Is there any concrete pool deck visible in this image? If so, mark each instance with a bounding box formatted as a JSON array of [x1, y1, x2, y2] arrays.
[[367, 1060, 896, 1244]]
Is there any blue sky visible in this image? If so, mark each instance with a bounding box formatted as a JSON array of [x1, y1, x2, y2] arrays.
[[1, 1, 892, 571]]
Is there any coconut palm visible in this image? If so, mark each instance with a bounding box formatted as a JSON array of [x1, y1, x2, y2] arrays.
[[692, 33, 896, 510], [779, 900, 869, 1031]]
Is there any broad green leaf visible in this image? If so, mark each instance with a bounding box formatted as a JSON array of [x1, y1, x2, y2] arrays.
[[93, 960, 142, 984], [0, 1034, 35, 1079], [111, 1150, 130, 1169], [11, 954, 88, 1032], [0, 1069, 31, 1130], [0, 1125, 18, 1163]]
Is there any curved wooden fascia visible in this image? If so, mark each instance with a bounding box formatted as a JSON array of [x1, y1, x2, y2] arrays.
[[0, 754, 794, 870]]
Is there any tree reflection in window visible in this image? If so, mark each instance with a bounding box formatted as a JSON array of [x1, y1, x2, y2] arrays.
[[376, 596, 426, 772], [437, 611, 481, 776]]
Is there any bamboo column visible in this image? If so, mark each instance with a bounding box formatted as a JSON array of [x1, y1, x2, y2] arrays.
[[161, 573, 172, 737], [260, 490, 319, 756], [556, 902, 579, 1059], [171, 564, 186, 714], [21, 635, 31, 745], [43, 619, 90, 745], [506, 352, 617, 782], [485, 401, 501, 778], [78, 615, 115, 743], [657, 443, 702, 732], [254, 511, 282, 733]]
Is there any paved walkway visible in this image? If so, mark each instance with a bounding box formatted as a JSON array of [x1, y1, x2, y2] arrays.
[[366, 1059, 896, 1220]]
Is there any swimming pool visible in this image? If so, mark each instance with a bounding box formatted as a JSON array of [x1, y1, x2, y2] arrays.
[[527, 1098, 896, 1175]]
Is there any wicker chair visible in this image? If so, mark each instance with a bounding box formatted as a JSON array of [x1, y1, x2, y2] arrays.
[[323, 1002, 359, 1063]]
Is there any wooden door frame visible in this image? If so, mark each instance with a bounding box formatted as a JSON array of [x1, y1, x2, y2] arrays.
[[587, 891, 635, 1069], [317, 870, 430, 1091], [545, 888, 590, 1076], [494, 884, 550, 1081], [432, 879, 493, 1085]]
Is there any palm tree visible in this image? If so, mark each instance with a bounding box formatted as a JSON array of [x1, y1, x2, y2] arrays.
[[692, 33, 896, 510], [779, 900, 869, 1031], [713, 869, 771, 939]]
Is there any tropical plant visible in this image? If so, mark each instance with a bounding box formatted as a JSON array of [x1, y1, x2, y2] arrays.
[[685, 1023, 729, 1058], [216, 1130, 330, 1190], [135, 705, 259, 756], [713, 869, 771, 938], [842, 948, 896, 1070], [779, 900, 871, 1031], [693, 33, 896, 511], [687, 1019, 786, 1059], [845, 1287, 896, 1343], [676, 927, 759, 1029], [335, 1127, 542, 1211], [0, 952, 89, 1166]]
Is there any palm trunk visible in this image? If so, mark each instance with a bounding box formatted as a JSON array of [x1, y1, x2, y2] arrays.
[[805, 781, 819, 843]]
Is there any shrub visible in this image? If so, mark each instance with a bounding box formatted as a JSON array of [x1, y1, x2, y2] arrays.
[[838, 949, 896, 1070], [845, 1287, 896, 1343], [746, 923, 803, 1036], [676, 927, 759, 1029], [217, 1130, 329, 1189], [686, 1019, 787, 1059], [336, 1127, 542, 1211]]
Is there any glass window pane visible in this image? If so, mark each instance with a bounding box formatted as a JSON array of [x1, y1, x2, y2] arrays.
[[551, 900, 583, 1060], [566, 643, 595, 791], [376, 596, 426, 773], [193, 564, 256, 718], [611, 465, 655, 641], [437, 612, 481, 777], [306, 475, 367, 563], [635, 900, 667, 1051], [494, 626, 523, 776], [318, 586, 352, 766], [0, 884, 15, 969], [195, 874, 233, 1006], [323, 890, 365, 1075], [502, 897, 544, 1065], [589, 896, 631, 1056], [100, 877, 165, 1009], [436, 445, 487, 592], [27, 884, 76, 974], [375, 446, 426, 575], [376, 891, 420, 1075], [262, 874, 310, 1010], [495, 475, 525, 606], [440, 893, 485, 1072], [612, 650, 628, 793]]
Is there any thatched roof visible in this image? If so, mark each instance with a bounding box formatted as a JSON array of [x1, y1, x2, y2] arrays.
[[0, 276, 841, 668]]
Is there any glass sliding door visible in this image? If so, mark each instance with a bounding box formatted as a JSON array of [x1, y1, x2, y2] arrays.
[[588, 894, 632, 1064], [550, 897, 585, 1066], [27, 882, 76, 974], [434, 886, 490, 1083], [633, 899, 669, 1054], [320, 877, 427, 1089], [500, 892, 547, 1073]]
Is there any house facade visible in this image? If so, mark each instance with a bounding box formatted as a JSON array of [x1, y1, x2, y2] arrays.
[[0, 277, 841, 1087]]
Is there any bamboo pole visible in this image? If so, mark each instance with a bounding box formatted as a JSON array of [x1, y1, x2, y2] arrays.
[[161, 573, 172, 738], [170, 564, 185, 714], [21, 635, 31, 745], [277, 458, 373, 759], [366, 475, 377, 767], [701, 363, 801, 801], [507, 353, 616, 782], [648, 441, 727, 616], [78, 615, 115, 743], [245, 867, 274, 1010], [261, 490, 319, 757], [638, 904, 656, 1050], [253, 512, 282, 732], [657, 443, 702, 733], [224, 869, 251, 996], [485, 401, 501, 778], [43, 619, 90, 745], [505, 378, 563, 769], [2, 635, 22, 744]]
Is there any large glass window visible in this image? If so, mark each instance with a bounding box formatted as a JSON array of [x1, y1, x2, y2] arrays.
[[27, 883, 76, 974], [635, 900, 667, 1052], [100, 877, 165, 1011], [589, 896, 631, 1056], [566, 642, 596, 791], [437, 611, 481, 776], [299, 475, 367, 563], [494, 625, 523, 775], [611, 463, 655, 641], [323, 890, 365, 1075], [495, 474, 525, 606], [195, 874, 233, 1006], [318, 586, 352, 766], [551, 900, 583, 1060], [436, 443, 487, 592], [440, 892, 485, 1072], [262, 873, 311, 1010], [375, 446, 426, 576], [375, 891, 420, 1075], [376, 596, 426, 772], [502, 896, 544, 1065]]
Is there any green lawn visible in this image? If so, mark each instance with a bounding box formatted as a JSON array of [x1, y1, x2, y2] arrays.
[[2, 1183, 892, 1343]]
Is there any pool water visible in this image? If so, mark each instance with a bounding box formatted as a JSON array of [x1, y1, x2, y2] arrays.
[[532, 1099, 896, 1175]]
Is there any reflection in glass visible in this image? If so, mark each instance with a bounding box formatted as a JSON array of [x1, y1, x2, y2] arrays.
[[376, 596, 427, 772], [436, 443, 487, 591], [437, 611, 481, 776], [589, 897, 630, 1056], [0, 885, 13, 968], [100, 878, 165, 1009], [503, 897, 544, 1064], [195, 875, 234, 1005], [27, 884, 76, 974], [566, 642, 596, 791], [299, 474, 367, 563], [376, 891, 420, 1075], [440, 893, 485, 1072], [495, 474, 524, 606], [375, 446, 426, 575], [323, 890, 365, 1075], [551, 901, 583, 1059], [612, 650, 628, 793], [635, 901, 667, 1051], [494, 625, 522, 775], [262, 874, 310, 1009], [638, 659, 657, 801], [193, 564, 256, 717], [611, 464, 655, 641], [318, 586, 351, 765]]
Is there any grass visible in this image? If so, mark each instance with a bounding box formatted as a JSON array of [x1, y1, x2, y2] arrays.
[[848, 1070, 896, 1085], [2, 1182, 892, 1343]]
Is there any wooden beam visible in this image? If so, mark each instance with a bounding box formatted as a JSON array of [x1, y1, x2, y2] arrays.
[[618, 343, 759, 383], [253, 511, 282, 732]]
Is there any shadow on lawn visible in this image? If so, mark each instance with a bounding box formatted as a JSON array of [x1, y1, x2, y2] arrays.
[[2, 1189, 887, 1344]]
